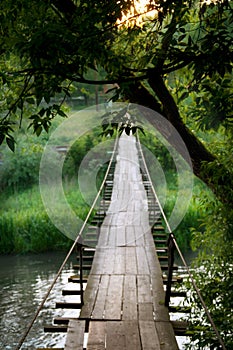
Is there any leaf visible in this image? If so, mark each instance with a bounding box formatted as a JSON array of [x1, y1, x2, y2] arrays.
[[125, 126, 131, 135], [0, 134, 5, 145], [44, 94, 50, 104], [137, 126, 145, 135], [57, 109, 67, 118], [178, 34, 186, 42], [26, 97, 35, 104], [107, 129, 114, 137], [35, 126, 42, 136], [6, 136, 15, 152], [178, 91, 189, 103], [39, 108, 46, 117]]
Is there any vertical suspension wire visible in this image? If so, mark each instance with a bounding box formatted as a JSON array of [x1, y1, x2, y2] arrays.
[[136, 132, 226, 350]]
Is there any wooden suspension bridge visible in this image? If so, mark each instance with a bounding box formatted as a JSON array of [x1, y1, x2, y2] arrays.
[[15, 123, 227, 350], [34, 132, 188, 350]]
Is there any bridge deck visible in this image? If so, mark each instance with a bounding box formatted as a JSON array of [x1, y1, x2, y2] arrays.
[[65, 134, 178, 349]]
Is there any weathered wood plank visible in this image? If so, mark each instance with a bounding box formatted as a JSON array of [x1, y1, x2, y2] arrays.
[[151, 276, 170, 322], [139, 320, 161, 350], [92, 275, 109, 319], [79, 275, 100, 319], [64, 320, 85, 350], [107, 225, 117, 246], [125, 321, 141, 350], [104, 275, 124, 320], [138, 303, 154, 321], [116, 226, 126, 247], [155, 322, 179, 350], [87, 321, 106, 350], [145, 244, 163, 276], [125, 246, 137, 275], [90, 249, 105, 275], [113, 247, 126, 274], [126, 226, 136, 246], [122, 275, 137, 320], [106, 321, 126, 349], [137, 275, 152, 303], [102, 247, 115, 274], [136, 246, 150, 274], [97, 225, 110, 247]]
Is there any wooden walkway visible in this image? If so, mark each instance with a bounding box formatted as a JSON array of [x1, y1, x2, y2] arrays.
[[65, 134, 179, 349]]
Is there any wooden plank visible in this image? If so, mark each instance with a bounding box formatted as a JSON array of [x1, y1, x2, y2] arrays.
[[79, 275, 100, 319], [87, 321, 106, 350], [137, 275, 151, 304], [103, 247, 115, 274], [92, 275, 109, 319], [145, 245, 162, 276], [155, 322, 179, 350], [113, 247, 126, 274], [106, 321, 126, 349], [90, 248, 105, 275], [122, 275, 137, 320], [116, 226, 126, 246], [125, 247, 137, 275], [97, 225, 110, 247], [44, 324, 67, 332], [56, 302, 82, 309], [125, 321, 141, 350], [139, 320, 161, 350], [138, 303, 154, 321], [107, 225, 117, 246], [64, 320, 85, 350], [136, 246, 150, 274], [126, 226, 136, 246], [151, 276, 169, 322], [134, 226, 146, 246], [104, 275, 123, 320], [54, 317, 77, 325]]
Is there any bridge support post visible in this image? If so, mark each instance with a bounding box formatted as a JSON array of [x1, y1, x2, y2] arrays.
[[77, 243, 84, 306], [165, 233, 175, 307]]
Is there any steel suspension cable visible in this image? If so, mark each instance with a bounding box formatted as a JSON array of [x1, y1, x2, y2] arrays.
[[136, 133, 226, 350], [15, 135, 119, 350]]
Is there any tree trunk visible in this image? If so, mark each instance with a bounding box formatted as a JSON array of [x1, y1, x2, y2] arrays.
[[123, 75, 233, 207]]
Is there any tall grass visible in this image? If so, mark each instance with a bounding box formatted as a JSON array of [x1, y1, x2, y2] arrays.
[[163, 175, 208, 251], [0, 185, 90, 253]]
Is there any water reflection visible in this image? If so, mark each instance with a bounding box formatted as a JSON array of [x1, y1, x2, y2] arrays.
[[0, 252, 79, 349]]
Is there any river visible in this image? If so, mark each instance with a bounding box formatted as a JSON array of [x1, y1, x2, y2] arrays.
[[0, 252, 190, 349], [0, 252, 80, 350]]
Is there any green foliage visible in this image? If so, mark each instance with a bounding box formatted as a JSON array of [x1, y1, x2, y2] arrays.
[[0, 137, 44, 190], [184, 189, 233, 348], [100, 107, 145, 137], [0, 187, 71, 253], [0, 0, 232, 145], [187, 76, 233, 131], [0, 124, 107, 253], [63, 127, 103, 179], [186, 260, 233, 349]]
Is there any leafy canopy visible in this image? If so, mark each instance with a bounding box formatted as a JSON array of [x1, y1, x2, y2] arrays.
[[0, 0, 232, 148]]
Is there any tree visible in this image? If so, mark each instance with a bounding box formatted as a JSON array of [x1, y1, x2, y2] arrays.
[[0, 0, 232, 206]]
